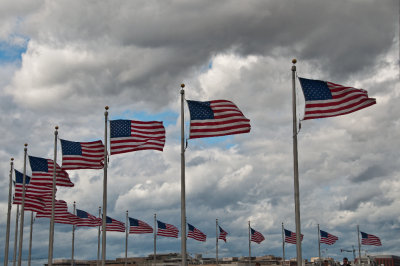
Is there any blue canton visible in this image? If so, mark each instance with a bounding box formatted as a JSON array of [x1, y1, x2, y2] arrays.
[[129, 218, 139, 226], [110, 120, 131, 138], [76, 209, 89, 218], [106, 216, 113, 223], [15, 170, 31, 184], [60, 139, 82, 155], [320, 230, 328, 238], [187, 100, 214, 120], [299, 77, 332, 101], [29, 156, 49, 172], [157, 220, 167, 229]]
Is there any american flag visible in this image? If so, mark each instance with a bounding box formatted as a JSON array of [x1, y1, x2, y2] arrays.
[[187, 223, 207, 242], [75, 209, 102, 227], [60, 139, 104, 170], [284, 229, 303, 244], [218, 226, 228, 242], [187, 100, 251, 139], [129, 218, 153, 234], [110, 120, 165, 155], [320, 230, 338, 245], [28, 156, 74, 187], [361, 231, 382, 246], [105, 216, 126, 232], [299, 77, 376, 120], [156, 220, 179, 238], [36, 200, 79, 225], [250, 228, 265, 244], [13, 172, 46, 213]]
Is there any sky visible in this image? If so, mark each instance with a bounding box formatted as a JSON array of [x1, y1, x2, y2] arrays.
[[0, 0, 399, 265]]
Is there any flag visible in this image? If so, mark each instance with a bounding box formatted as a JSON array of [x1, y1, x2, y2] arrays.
[[186, 99, 251, 139], [28, 156, 74, 187], [129, 218, 153, 234], [36, 200, 79, 225], [187, 223, 207, 242], [284, 229, 303, 244], [250, 228, 265, 244], [110, 120, 166, 155], [60, 139, 104, 170], [105, 216, 125, 232], [218, 226, 228, 242], [320, 230, 339, 245], [13, 171, 46, 213], [157, 220, 179, 238], [361, 231, 382, 246], [298, 77, 376, 120], [75, 209, 102, 227]]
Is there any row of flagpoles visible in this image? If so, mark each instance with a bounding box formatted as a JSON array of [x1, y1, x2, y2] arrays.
[[4, 61, 377, 266]]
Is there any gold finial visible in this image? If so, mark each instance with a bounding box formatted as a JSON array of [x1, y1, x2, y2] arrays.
[[181, 84, 185, 88], [11, 158, 14, 161], [55, 126, 59, 130], [292, 59, 297, 64], [105, 106, 109, 110], [24, 143, 28, 147]]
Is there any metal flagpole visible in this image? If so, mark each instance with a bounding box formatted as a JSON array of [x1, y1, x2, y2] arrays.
[[291, 59, 302, 266], [71, 202, 76, 266], [282, 223, 285, 266], [97, 206, 101, 266], [357, 225, 361, 265], [48, 126, 58, 266], [317, 224, 321, 266], [4, 157, 14, 266], [28, 212, 34, 266], [102, 106, 109, 266], [13, 204, 20, 266], [17, 143, 28, 266], [216, 219, 218, 266], [154, 213, 156, 266], [180, 84, 187, 266], [248, 221, 251, 266], [125, 211, 128, 266]]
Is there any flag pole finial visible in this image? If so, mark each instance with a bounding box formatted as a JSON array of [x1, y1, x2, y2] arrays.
[[292, 58, 297, 64], [11, 157, 14, 161], [55, 126, 58, 130], [24, 143, 28, 147], [181, 84, 185, 89], [105, 106, 109, 110]]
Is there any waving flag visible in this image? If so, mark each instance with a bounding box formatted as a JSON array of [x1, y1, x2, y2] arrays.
[[60, 139, 104, 170], [157, 220, 179, 238], [110, 120, 166, 155], [187, 99, 251, 139], [13, 171, 46, 212], [75, 209, 102, 227], [299, 77, 376, 120], [28, 156, 74, 187], [218, 226, 228, 242], [36, 200, 79, 225], [187, 223, 207, 242], [320, 230, 338, 245], [129, 218, 153, 234], [361, 231, 382, 246], [106, 216, 125, 232], [250, 228, 265, 244], [284, 229, 303, 244]]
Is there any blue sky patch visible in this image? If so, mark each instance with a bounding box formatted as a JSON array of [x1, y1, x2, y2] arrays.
[[0, 38, 28, 64]]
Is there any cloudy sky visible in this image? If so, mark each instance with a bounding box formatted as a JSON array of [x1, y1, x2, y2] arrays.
[[0, 0, 399, 265]]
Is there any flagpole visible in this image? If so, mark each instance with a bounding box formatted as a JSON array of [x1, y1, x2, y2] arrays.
[[282, 223, 285, 266], [154, 213, 156, 266], [28, 212, 34, 266], [317, 224, 321, 266], [291, 59, 302, 266], [13, 204, 20, 266], [48, 126, 58, 266], [97, 206, 101, 266], [180, 84, 187, 266], [4, 157, 14, 266], [17, 143, 28, 266], [125, 210, 128, 266], [102, 106, 109, 266], [248, 221, 251, 266], [357, 225, 361, 265], [71, 202, 76, 266], [216, 219, 218, 266]]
